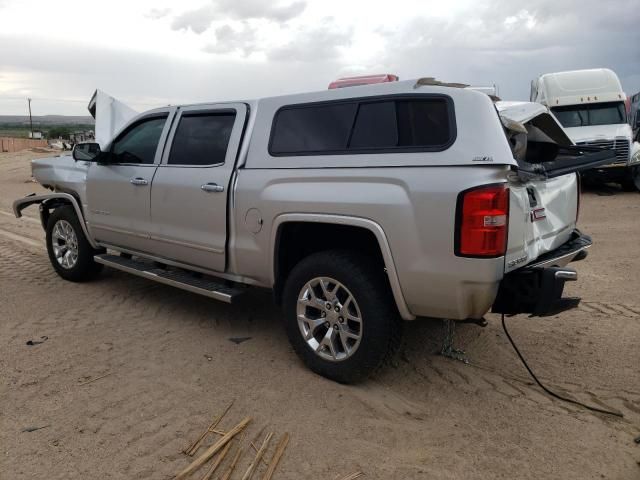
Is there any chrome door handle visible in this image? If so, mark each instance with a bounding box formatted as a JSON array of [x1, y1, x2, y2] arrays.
[[201, 183, 224, 193], [130, 177, 148, 186]]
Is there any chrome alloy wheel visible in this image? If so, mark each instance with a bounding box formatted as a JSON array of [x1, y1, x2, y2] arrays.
[[51, 219, 79, 269], [296, 277, 363, 362]]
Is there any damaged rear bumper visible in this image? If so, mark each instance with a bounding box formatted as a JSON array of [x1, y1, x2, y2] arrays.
[[492, 230, 591, 316]]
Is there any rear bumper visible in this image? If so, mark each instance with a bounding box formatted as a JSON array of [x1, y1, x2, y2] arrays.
[[492, 230, 591, 316]]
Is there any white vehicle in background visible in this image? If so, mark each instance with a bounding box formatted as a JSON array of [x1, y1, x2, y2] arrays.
[[531, 68, 640, 190]]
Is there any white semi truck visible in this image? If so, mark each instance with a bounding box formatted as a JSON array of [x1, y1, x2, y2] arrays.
[[531, 68, 640, 190]]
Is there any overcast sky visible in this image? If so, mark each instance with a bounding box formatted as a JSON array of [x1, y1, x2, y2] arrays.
[[0, 0, 638, 116]]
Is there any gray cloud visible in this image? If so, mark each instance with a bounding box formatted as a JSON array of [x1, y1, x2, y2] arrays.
[[368, 0, 640, 100], [145, 8, 171, 20], [0, 0, 638, 116], [203, 24, 257, 56], [268, 21, 353, 62], [215, 0, 306, 22], [171, 5, 216, 34], [171, 0, 306, 34]]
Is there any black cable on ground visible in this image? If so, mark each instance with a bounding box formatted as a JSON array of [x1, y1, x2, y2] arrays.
[[501, 313, 623, 418]]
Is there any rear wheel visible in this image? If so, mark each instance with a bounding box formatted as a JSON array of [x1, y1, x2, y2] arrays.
[[283, 250, 401, 383], [46, 206, 103, 281]]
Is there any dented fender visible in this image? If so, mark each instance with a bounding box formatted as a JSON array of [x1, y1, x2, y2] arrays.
[[12, 193, 99, 249]]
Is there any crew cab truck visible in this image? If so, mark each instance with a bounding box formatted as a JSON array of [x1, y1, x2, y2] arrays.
[[531, 68, 640, 190], [13, 80, 612, 383]]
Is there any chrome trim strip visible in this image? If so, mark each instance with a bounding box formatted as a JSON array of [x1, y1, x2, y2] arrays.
[[92, 224, 149, 239], [527, 244, 591, 269], [12, 193, 99, 249], [149, 234, 225, 254], [93, 255, 235, 303], [270, 213, 416, 321]]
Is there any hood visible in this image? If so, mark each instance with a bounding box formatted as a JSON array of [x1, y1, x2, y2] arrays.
[[88, 89, 138, 149], [563, 124, 632, 143], [495, 101, 573, 147]]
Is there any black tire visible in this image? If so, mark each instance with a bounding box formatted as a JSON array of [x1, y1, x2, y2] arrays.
[[46, 205, 103, 282], [282, 250, 401, 384], [621, 167, 640, 192]]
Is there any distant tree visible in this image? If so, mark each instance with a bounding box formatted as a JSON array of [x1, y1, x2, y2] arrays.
[[47, 127, 71, 139]]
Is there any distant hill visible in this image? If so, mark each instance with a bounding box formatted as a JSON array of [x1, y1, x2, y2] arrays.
[[0, 115, 94, 126]]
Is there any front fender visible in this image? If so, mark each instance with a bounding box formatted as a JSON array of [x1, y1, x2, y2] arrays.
[[13, 193, 99, 249]]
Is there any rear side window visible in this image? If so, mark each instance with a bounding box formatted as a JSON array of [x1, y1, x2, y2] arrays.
[[269, 96, 454, 155], [168, 112, 236, 166], [269, 103, 357, 154]]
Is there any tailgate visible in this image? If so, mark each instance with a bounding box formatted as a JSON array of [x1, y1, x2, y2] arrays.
[[506, 173, 578, 273], [496, 101, 614, 273]]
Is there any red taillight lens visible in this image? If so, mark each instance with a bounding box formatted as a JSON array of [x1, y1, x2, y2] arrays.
[[456, 185, 509, 257]]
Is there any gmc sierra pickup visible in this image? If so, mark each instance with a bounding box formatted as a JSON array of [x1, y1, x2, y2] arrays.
[[13, 79, 612, 382]]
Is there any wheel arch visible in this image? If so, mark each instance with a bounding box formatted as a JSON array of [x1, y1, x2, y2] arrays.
[[13, 192, 99, 249], [270, 213, 415, 320]]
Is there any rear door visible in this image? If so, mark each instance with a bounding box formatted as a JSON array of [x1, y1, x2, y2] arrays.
[[148, 103, 247, 272]]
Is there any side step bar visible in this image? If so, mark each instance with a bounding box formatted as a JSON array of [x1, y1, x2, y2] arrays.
[[94, 254, 244, 304]]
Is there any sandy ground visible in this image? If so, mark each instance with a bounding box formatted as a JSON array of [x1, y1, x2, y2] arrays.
[[0, 149, 639, 480]]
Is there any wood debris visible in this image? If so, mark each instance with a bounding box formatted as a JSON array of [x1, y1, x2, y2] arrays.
[[183, 400, 234, 456], [339, 472, 364, 480], [220, 442, 244, 480], [176, 409, 292, 480], [174, 416, 251, 480], [199, 440, 232, 480], [77, 372, 113, 386], [261, 432, 289, 480], [241, 431, 273, 480]]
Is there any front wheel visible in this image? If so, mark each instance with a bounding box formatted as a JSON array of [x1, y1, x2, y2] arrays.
[[46, 206, 103, 282], [282, 250, 401, 383], [621, 166, 640, 192]]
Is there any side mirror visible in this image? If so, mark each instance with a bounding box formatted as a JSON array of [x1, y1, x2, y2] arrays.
[[72, 142, 101, 161]]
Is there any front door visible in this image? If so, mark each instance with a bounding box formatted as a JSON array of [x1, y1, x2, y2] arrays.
[[148, 104, 247, 272], [86, 112, 173, 252]]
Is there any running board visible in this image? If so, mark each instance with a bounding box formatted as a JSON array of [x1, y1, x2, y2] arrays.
[[94, 253, 244, 304]]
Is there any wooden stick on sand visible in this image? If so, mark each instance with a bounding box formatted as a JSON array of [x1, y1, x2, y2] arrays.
[[220, 442, 244, 480], [199, 440, 232, 480], [261, 432, 290, 480], [174, 416, 251, 480], [241, 431, 274, 480], [338, 472, 364, 480], [183, 400, 234, 456]]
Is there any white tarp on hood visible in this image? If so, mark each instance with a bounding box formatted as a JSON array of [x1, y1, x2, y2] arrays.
[[88, 89, 138, 149]]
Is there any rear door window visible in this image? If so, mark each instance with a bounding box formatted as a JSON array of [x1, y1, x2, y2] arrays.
[[168, 112, 236, 166], [269, 96, 454, 155]]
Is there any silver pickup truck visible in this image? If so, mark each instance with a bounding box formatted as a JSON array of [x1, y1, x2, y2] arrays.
[[13, 79, 612, 383]]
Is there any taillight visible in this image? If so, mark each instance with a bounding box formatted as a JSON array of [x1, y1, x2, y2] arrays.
[[455, 184, 509, 258]]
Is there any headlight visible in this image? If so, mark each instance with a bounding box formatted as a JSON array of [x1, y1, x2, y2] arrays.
[[630, 142, 640, 165]]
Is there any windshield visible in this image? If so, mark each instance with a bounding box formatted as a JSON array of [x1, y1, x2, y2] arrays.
[[551, 101, 626, 128]]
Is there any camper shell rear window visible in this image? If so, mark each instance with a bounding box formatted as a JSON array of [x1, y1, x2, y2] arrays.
[[269, 94, 456, 156]]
